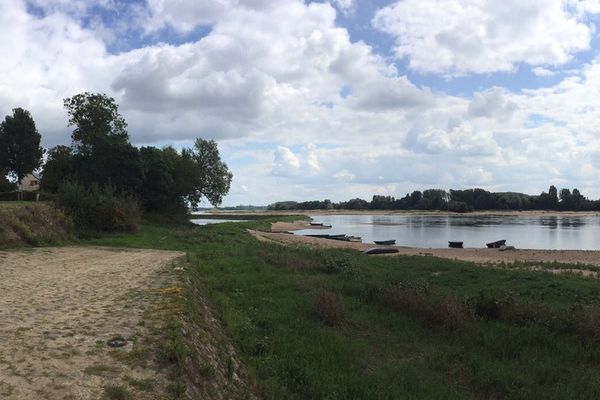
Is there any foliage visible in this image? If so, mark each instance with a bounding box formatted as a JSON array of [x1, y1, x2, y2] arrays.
[[40, 93, 233, 213], [64, 92, 128, 155], [0, 202, 73, 247], [0, 170, 16, 193], [0, 108, 44, 183], [39, 145, 73, 193], [55, 181, 139, 234], [184, 138, 233, 207]]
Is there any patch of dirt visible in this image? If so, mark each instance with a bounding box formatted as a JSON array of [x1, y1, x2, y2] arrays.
[[0, 246, 184, 400]]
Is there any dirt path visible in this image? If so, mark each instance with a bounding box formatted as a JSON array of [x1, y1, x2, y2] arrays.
[[0, 246, 184, 400]]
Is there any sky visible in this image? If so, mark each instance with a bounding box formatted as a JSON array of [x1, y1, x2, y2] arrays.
[[2, 0, 600, 206]]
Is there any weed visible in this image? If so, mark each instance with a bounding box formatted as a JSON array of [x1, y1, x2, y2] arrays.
[[103, 384, 131, 400], [312, 289, 346, 327]]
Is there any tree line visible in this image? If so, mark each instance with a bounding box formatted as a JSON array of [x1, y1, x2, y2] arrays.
[[1, 93, 232, 231], [268, 186, 600, 212]]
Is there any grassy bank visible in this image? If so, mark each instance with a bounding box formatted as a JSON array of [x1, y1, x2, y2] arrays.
[[85, 218, 600, 399], [0, 202, 73, 248]]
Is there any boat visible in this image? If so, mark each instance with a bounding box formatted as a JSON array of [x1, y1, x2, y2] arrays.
[[363, 248, 400, 255], [309, 222, 332, 228], [374, 240, 396, 245], [486, 239, 506, 248], [448, 241, 463, 248], [347, 236, 362, 242]]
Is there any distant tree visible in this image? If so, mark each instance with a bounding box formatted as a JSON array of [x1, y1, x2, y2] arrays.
[[0, 108, 44, 184], [548, 185, 559, 209], [40, 145, 74, 193]]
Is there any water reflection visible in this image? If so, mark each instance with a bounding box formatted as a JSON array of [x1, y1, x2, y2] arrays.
[[296, 214, 600, 250]]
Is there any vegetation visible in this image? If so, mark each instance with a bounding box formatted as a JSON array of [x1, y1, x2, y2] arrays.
[[269, 185, 600, 212], [0, 202, 73, 247], [87, 218, 600, 399], [37, 92, 233, 232]]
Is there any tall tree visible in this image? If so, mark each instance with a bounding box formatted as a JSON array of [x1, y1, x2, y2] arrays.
[[0, 108, 44, 184], [63, 93, 142, 193], [64, 92, 128, 155], [185, 138, 233, 207]]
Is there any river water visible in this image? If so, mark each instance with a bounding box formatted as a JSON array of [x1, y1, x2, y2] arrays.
[[293, 214, 600, 250]]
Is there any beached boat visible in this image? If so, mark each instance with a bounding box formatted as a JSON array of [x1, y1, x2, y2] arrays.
[[363, 248, 400, 255], [347, 236, 362, 242], [448, 241, 463, 248], [486, 239, 506, 248], [374, 240, 396, 245], [309, 222, 332, 228]]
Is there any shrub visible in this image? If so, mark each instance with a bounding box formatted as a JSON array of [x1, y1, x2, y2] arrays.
[[56, 182, 140, 234]]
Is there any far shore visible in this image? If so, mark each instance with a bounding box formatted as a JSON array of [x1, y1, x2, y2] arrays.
[[209, 209, 600, 218]]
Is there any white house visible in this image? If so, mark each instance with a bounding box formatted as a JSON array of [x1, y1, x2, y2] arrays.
[[18, 173, 41, 192]]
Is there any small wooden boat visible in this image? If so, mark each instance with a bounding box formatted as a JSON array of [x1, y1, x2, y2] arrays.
[[363, 248, 400, 255], [486, 240, 506, 248], [309, 222, 332, 228], [374, 240, 396, 245], [346, 236, 362, 242], [448, 241, 463, 248]]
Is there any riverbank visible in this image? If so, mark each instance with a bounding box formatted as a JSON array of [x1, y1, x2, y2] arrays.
[[251, 229, 600, 274]]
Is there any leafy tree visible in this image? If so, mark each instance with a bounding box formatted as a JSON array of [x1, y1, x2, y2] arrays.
[[40, 145, 74, 193], [63, 93, 142, 193], [64, 92, 128, 155], [184, 138, 233, 207], [0, 108, 44, 184]]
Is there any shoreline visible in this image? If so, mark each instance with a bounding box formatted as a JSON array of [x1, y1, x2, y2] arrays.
[[249, 229, 600, 271]]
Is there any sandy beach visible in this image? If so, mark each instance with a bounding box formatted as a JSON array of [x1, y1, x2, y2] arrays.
[[0, 247, 184, 400]]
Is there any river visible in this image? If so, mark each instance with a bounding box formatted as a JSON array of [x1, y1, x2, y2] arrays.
[[293, 214, 600, 250]]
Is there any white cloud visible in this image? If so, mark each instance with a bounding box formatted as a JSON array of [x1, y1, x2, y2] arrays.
[[373, 0, 595, 75], [532, 66, 557, 77]]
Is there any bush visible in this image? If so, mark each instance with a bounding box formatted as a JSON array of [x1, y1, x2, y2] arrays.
[[56, 182, 140, 234]]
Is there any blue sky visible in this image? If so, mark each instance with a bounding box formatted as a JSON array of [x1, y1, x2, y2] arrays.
[[2, 0, 600, 206]]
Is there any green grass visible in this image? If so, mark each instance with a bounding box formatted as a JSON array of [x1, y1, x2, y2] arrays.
[[86, 218, 600, 399]]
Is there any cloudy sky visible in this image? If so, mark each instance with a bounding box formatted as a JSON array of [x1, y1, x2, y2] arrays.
[[2, 0, 600, 206]]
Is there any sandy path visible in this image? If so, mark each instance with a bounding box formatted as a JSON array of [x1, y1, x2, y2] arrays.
[[250, 230, 600, 270], [0, 247, 184, 400]]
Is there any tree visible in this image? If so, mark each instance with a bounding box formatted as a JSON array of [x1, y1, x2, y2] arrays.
[[0, 108, 44, 184], [185, 138, 233, 207], [64, 92, 128, 155], [63, 93, 142, 193], [40, 145, 74, 193]]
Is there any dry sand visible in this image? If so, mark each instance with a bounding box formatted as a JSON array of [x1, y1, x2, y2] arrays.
[[0, 246, 184, 400], [251, 228, 600, 273]]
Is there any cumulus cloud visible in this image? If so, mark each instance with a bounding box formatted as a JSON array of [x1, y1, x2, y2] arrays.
[[373, 0, 595, 75]]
